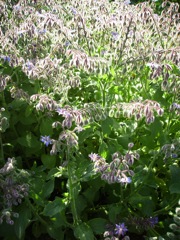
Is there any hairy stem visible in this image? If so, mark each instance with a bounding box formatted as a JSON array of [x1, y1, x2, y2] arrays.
[[67, 149, 80, 226]]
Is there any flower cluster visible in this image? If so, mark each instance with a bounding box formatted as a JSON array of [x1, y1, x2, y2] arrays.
[[170, 103, 180, 115], [1, 0, 179, 97], [0, 158, 29, 225], [56, 106, 86, 128], [89, 143, 139, 185], [167, 199, 180, 239], [129, 216, 158, 230], [67, 49, 109, 74], [161, 140, 180, 161], [0, 108, 9, 133], [30, 94, 58, 111], [109, 100, 164, 124], [104, 223, 129, 240], [0, 209, 19, 225], [50, 129, 79, 155], [10, 87, 29, 101]]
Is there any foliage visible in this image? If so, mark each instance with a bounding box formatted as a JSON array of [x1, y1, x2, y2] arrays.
[[0, 0, 179, 239]]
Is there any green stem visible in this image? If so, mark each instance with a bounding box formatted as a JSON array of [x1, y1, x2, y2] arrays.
[[0, 132, 4, 164], [148, 9, 164, 49], [26, 198, 48, 226], [148, 228, 160, 238], [99, 80, 107, 108], [154, 195, 179, 215], [118, 16, 133, 63], [80, 16, 91, 56], [67, 149, 80, 226]]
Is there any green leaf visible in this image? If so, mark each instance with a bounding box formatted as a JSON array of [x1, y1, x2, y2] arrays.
[[88, 218, 108, 234], [76, 195, 87, 215], [108, 205, 124, 223], [99, 141, 108, 158], [79, 126, 94, 143], [25, 105, 34, 117], [40, 118, 54, 135], [41, 154, 56, 169], [42, 179, 54, 199], [75, 157, 95, 182], [74, 222, 94, 240], [149, 118, 163, 139], [82, 176, 105, 205], [129, 193, 155, 216], [14, 204, 32, 239], [43, 197, 66, 217], [101, 117, 113, 136], [17, 132, 41, 148], [32, 221, 44, 238], [46, 167, 63, 180], [169, 165, 180, 194], [50, 212, 67, 228], [48, 227, 64, 240]]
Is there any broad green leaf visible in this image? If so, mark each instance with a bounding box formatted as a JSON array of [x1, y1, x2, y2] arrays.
[[108, 204, 124, 223], [75, 156, 95, 182], [74, 222, 94, 240], [42, 179, 54, 199], [129, 193, 155, 216], [48, 227, 65, 240], [149, 118, 163, 139], [17, 132, 41, 148], [14, 204, 32, 239], [32, 221, 44, 239], [101, 117, 113, 136], [40, 118, 54, 135], [41, 154, 56, 169], [76, 195, 87, 215], [43, 197, 66, 217], [169, 165, 180, 194], [25, 105, 34, 117], [99, 141, 108, 158], [88, 218, 108, 234], [47, 167, 63, 180], [79, 126, 94, 143], [50, 212, 67, 228]]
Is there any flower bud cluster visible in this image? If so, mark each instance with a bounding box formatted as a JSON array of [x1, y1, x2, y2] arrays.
[[147, 62, 172, 80], [104, 223, 129, 240], [170, 103, 180, 115], [167, 199, 180, 239], [161, 140, 179, 161], [50, 129, 79, 155], [0, 209, 19, 225], [56, 106, 86, 128], [30, 94, 58, 111], [54, 103, 107, 133], [10, 87, 29, 101], [129, 216, 158, 229], [22, 57, 62, 80], [110, 100, 164, 124], [83, 103, 107, 122], [0, 75, 11, 91], [89, 144, 139, 185], [67, 49, 109, 73], [0, 158, 29, 225], [0, 108, 9, 133]]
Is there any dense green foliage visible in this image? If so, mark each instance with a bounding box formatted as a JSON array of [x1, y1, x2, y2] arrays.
[[0, 0, 179, 239]]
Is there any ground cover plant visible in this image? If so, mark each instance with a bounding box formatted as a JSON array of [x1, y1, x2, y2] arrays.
[[0, 0, 180, 239]]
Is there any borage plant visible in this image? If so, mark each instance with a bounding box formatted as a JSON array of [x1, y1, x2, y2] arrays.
[[0, 0, 180, 239]]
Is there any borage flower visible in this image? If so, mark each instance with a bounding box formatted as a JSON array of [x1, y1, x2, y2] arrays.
[[115, 223, 128, 237], [40, 136, 52, 147]]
